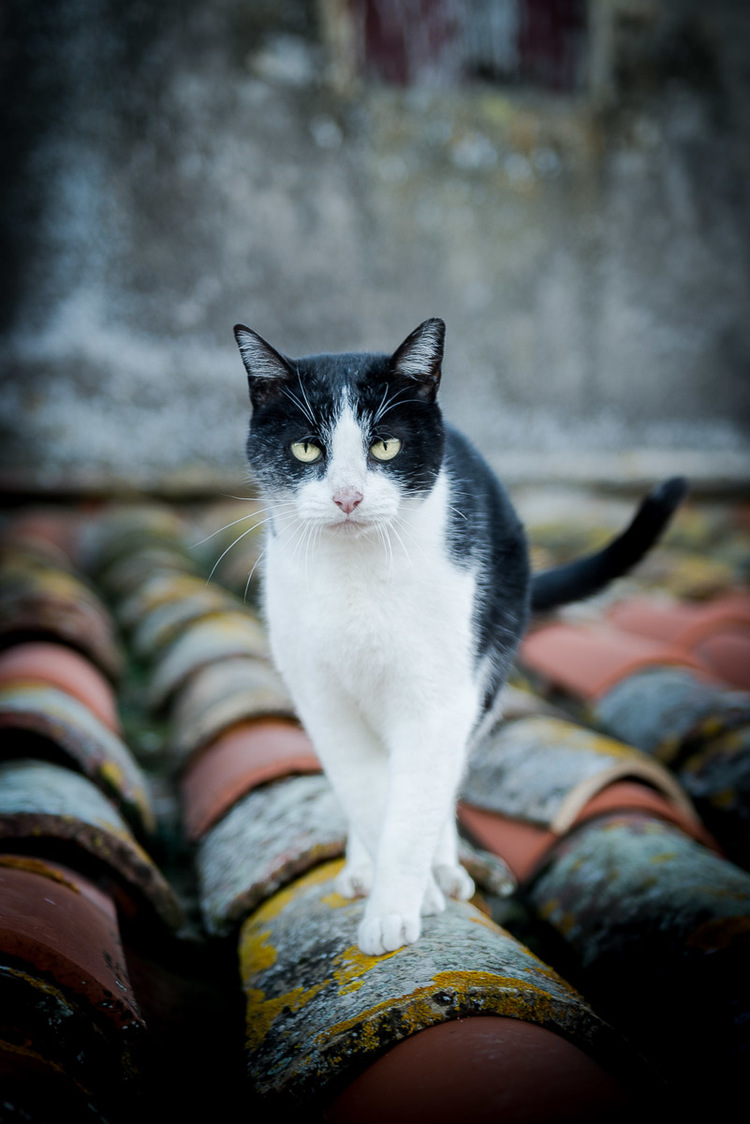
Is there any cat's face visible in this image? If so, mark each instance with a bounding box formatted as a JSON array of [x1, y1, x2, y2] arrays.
[[235, 319, 446, 536]]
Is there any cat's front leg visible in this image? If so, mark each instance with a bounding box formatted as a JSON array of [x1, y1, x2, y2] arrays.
[[278, 668, 387, 902], [339, 826, 445, 914], [357, 698, 476, 956]]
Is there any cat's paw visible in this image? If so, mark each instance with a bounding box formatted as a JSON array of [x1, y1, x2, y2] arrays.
[[335, 860, 374, 899], [434, 862, 475, 901], [358, 911, 421, 956], [421, 876, 446, 916]]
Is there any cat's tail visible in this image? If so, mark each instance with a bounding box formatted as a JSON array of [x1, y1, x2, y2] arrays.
[[529, 476, 688, 614]]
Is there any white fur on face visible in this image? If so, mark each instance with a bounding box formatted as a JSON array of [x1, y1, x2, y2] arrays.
[[263, 450, 480, 956], [295, 400, 402, 529]]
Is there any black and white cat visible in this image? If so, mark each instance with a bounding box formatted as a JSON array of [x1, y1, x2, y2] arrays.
[[234, 317, 686, 956]]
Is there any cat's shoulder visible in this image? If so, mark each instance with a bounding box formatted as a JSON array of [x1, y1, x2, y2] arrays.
[[443, 424, 515, 510], [444, 422, 494, 477], [441, 421, 526, 560]]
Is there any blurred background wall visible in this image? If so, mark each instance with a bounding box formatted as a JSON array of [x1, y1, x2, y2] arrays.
[[1, 0, 748, 494]]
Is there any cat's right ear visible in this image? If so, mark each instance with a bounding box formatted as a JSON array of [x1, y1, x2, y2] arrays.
[[389, 318, 445, 402], [234, 325, 293, 407]]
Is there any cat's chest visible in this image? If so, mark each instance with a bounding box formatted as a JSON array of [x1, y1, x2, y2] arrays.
[[264, 531, 476, 679]]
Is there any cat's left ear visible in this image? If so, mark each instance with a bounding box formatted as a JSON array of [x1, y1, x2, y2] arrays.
[[389, 318, 445, 401], [234, 324, 294, 408]]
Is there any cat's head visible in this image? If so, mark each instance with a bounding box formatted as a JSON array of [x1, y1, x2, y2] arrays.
[[234, 319, 446, 535]]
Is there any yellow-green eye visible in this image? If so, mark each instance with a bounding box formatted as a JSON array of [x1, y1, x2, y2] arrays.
[[370, 438, 402, 462], [290, 440, 323, 464]]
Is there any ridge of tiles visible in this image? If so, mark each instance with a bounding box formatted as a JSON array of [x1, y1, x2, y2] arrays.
[[0, 492, 748, 1120]]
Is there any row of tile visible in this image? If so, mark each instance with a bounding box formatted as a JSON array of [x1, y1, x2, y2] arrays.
[[0, 516, 187, 1120], [2, 502, 750, 1120], [525, 592, 750, 696], [89, 507, 643, 1120], [92, 504, 750, 1116], [520, 593, 750, 869]]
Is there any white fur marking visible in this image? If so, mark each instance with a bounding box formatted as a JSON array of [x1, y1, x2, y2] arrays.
[[263, 454, 480, 954]]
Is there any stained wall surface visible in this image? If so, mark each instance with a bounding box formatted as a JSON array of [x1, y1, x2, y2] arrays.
[[1, 0, 749, 492]]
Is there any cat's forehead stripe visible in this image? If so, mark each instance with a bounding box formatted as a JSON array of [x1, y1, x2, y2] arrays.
[[329, 401, 366, 465]]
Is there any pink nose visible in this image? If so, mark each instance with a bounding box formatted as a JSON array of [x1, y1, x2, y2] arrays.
[[333, 489, 363, 515]]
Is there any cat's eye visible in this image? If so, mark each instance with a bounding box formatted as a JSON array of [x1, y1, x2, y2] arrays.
[[370, 438, 402, 462], [290, 440, 323, 464]]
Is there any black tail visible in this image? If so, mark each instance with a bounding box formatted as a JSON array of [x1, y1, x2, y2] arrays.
[[530, 476, 688, 614]]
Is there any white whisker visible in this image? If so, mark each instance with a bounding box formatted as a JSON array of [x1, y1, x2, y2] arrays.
[[287, 517, 314, 570], [244, 543, 269, 602], [374, 385, 425, 423], [371, 384, 391, 427], [304, 521, 317, 591], [283, 386, 316, 427], [206, 516, 274, 584], [191, 510, 265, 549], [387, 520, 414, 567], [296, 369, 317, 429], [392, 512, 420, 550], [380, 523, 395, 578]]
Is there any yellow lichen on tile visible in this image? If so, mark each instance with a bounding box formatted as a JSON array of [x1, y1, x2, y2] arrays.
[[332, 944, 399, 995], [316, 968, 573, 1051], [0, 1039, 68, 1077], [0, 855, 81, 892], [320, 890, 352, 909], [685, 915, 750, 951], [536, 896, 577, 937], [248, 859, 345, 926], [468, 909, 505, 934], [245, 980, 326, 1052], [649, 851, 678, 864], [314, 987, 441, 1048], [537, 896, 561, 920], [239, 926, 277, 980], [2, 964, 75, 1004], [99, 760, 125, 789]]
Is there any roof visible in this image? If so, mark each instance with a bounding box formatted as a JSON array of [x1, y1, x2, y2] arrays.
[[0, 485, 749, 1121]]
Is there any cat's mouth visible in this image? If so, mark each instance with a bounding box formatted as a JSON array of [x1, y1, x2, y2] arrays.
[[326, 513, 376, 537]]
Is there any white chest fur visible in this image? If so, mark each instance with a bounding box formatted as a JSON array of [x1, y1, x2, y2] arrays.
[[264, 471, 479, 723], [258, 412, 482, 956]]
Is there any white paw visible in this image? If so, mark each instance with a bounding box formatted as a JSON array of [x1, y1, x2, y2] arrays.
[[358, 911, 421, 956], [336, 860, 374, 899], [434, 862, 475, 901], [421, 876, 446, 916]]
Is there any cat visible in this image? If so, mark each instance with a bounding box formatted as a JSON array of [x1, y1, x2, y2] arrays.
[[234, 317, 686, 956]]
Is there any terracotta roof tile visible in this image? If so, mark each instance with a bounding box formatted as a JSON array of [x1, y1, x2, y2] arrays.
[[1, 492, 749, 1117]]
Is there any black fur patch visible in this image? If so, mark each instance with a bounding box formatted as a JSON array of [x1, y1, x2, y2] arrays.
[[235, 321, 686, 716], [245, 349, 446, 498], [444, 424, 530, 704]]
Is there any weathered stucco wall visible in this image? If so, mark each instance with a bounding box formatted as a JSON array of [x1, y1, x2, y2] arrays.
[[1, 0, 748, 492]]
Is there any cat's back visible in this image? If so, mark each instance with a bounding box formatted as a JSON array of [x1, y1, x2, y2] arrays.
[[443, 423, 530, 698], [443, 423, 527, 565]]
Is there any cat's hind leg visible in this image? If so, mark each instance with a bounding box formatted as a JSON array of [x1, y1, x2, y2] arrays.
[[433, 817, 475, 902], [339, 826, 445, 913], [420, 873, 447, 916], [336, 824, 374, 899]]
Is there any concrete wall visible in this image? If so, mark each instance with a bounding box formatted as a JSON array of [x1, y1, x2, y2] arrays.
[[1, 0, 748, 493]]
